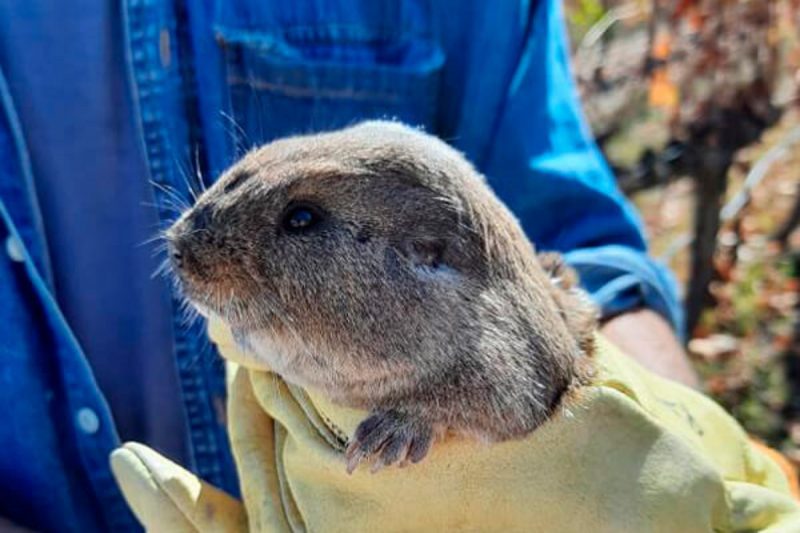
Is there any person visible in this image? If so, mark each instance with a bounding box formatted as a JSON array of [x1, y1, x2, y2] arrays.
[[0, 0, 695, 530]]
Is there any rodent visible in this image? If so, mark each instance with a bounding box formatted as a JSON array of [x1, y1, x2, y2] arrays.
[[166, 121, 598, 473]]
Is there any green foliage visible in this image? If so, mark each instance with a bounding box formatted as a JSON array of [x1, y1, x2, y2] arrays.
[[731, 261, 766, 336], [566, 0, 608, 38], [730, 353, 788, 441]]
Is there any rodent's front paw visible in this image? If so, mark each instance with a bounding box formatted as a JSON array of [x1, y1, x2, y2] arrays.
[[345, 409, 433, 474]]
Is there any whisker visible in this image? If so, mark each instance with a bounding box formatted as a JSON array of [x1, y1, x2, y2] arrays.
[[141, 200, 186, 217], [149, 242, 169, 258], [149, 180, 191, 211], [193, 144, 209, 194], [220, 110, 252, 157], [138, 231, 167, 247], [151, 257, 172, 280], [173, 155, 200, 204]]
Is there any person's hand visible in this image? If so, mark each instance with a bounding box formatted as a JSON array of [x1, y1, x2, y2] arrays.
[[110, 442, 246, 532], [111, 315, 800, 532]]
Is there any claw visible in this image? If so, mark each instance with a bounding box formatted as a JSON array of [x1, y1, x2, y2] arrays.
[[345, 409, 433, 474], [407, 426, 433, 464]]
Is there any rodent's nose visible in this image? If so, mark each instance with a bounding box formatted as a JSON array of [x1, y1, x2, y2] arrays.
[[167, 224, 212, 278], [168, 242, 184, 269], [167, 204, 216, 276], [167, 234, 192, 272], [168, 235, 207, 278]]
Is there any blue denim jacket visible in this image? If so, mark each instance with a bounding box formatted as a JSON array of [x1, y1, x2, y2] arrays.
[[0, 0, 681, 531]]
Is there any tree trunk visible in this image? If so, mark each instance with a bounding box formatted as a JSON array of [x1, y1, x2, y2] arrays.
[[686, 148, 732, 335]]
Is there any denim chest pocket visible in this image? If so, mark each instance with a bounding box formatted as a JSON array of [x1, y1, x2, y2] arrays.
[[214, 0, 444, 145]]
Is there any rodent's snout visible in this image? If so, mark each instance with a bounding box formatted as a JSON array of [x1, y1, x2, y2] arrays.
[[166, 235, 188, 271], [166, 204, 216, 278], [164, 200, 265, 324], [166, 227, 202, 278]]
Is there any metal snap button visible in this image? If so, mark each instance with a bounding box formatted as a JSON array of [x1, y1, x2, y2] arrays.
[[5, 235, 24, 263], [76, 408, 100, 434]]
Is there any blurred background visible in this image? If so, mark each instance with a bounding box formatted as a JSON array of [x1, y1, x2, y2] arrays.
[[564, 0, 800, 463]]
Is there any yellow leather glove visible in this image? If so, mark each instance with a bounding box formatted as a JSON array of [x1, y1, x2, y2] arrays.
[[112, 319, 800, 532], [110, 442, 246, 533]]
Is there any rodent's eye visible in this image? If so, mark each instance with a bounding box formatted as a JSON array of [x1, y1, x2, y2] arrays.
[[281, 203, 323, 233]]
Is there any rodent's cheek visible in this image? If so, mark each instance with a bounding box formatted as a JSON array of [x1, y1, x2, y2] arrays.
[[222, 345, 274, 373], [244, 330, 301, 375], [208, 319, 274, 372]]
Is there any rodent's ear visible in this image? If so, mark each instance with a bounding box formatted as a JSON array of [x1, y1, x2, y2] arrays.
[[537, 252, 579, 289], [537, 251, 598, 357], [402, 237, 447, 270]]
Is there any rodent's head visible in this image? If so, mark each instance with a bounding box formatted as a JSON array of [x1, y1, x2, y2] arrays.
[[167, 121, 593, 403]]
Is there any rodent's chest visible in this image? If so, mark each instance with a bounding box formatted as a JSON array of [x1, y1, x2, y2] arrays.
[[245, 329, 423, 408]]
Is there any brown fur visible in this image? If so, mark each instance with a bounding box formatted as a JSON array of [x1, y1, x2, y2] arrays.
[[166, 121, 598, 472]]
